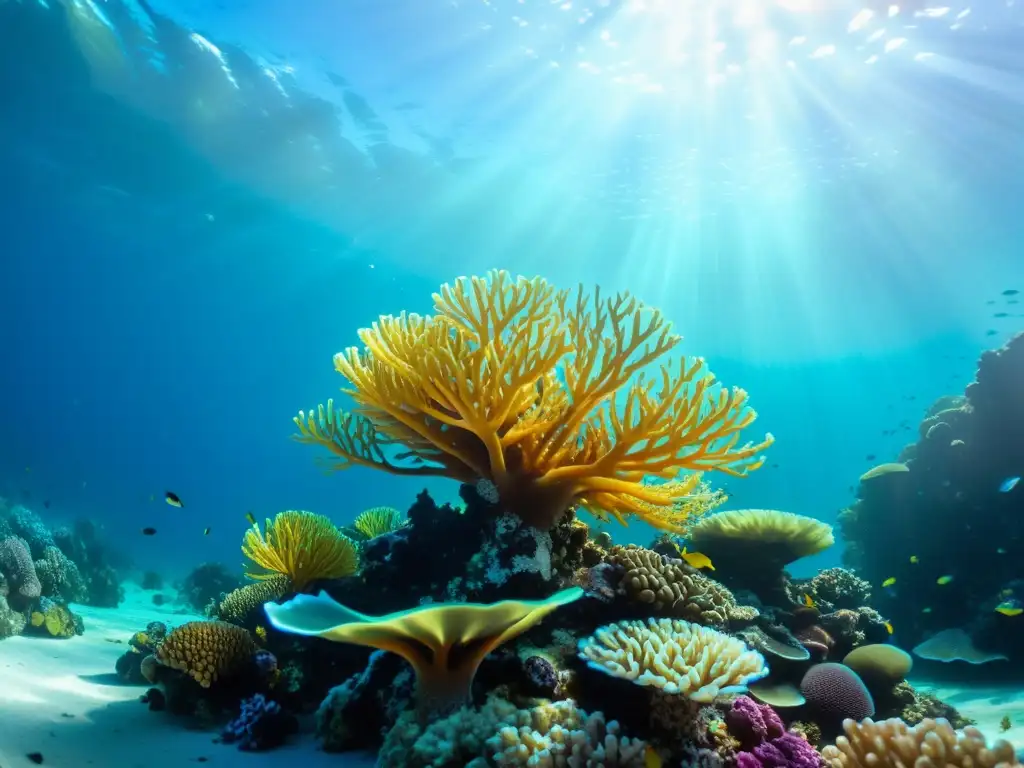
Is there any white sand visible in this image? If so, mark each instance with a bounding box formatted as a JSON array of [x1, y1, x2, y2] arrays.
[[911, 678, 1024, 749], [1, 588, 1020, 766], [0, 585, 375, 767]]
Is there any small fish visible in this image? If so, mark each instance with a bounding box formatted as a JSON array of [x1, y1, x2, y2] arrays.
[[865, 454, 876, 461], [993, 312, 1010, 318], [141, 527, 157, 536], [203, 527, 211, 536], [104, 638, 124, 644], [997, 547, 1007, 554], [255, 625, 268, 642], [986, 299, 997, 305], [922, 607, 933, 613], [998, 476, 1020, 493], [1001, 588, 1014, 598], [909, 555, 919, 564], [884, 621, 894, 634], [26, 753, 44, 766], [645, 745, 663, 768], [882, 577, 897, 588], [43, 500, 50, 509], [1000, 714, 1012, 732], [986, 329, 998, 336], [680, 548, 714, 571], [245, 512, 258, 526], [995, 599, 1023, 617], [1003, 289, 1019, 296], [936, 575, 954, 585], [802, 593, 816, 609], [164, 491, 183, 508]]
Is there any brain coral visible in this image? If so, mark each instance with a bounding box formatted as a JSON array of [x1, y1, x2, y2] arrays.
[[800, 663, 875, 721], [606, 544, 757, 626], [820, 717, 1020, 768], [156, 620, 258, 687], [0, 536, 41, 608], [578, 617, 768, 702]]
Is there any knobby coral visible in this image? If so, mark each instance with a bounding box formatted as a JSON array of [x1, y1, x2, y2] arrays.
[[242, 510, 358, 591], [155, 620, 258, 688], [294, 271, 773, 532]]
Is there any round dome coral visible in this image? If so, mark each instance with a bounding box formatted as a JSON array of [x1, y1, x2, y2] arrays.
[[800, 663, 875, 721]]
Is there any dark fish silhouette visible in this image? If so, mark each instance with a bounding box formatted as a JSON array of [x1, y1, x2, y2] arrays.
[[141, 527, 157, 536], [1003, 289, 1019, 296]]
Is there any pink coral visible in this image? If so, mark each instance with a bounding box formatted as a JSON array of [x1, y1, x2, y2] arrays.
[[728, 696, 784, 749]]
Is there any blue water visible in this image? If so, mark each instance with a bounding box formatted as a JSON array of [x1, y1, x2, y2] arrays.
[[1, 0, 1021, 580]]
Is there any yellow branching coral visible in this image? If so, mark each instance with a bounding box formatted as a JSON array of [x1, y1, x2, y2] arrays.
[[294, 271, 773, 532], [242, 510, 358, 591], [352, 506, 404, 539], [577, 617, 768, 702]]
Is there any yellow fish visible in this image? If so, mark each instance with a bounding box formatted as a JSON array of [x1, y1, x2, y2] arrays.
[[995, 600, 1023, 617], [801, 593, 816, 609], [909, 555, 919, 564], [645, 745, 663, 768], [882, 577, 897, 588], [884, 621, 894, 635], [680, 548, 714, 571], [936, 575, 954, 585], [255, 625, 268, 642]]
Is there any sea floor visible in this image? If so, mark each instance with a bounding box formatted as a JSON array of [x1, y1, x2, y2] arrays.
[[1, 587, 1021, 767], [0, 585, 375, 768]]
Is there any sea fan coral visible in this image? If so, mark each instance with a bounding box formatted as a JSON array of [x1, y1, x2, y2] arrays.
[[242, 510, 358, 591], [294, 271, 773, 532], [577, 617, 769, 701]]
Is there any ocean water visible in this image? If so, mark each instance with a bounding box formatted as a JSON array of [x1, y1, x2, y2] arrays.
[[1, 0, 1023, 766]]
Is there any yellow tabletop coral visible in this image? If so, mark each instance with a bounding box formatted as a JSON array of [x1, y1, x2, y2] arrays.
[[294, 270, 773, 533]]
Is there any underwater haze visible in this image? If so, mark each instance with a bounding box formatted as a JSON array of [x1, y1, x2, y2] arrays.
[[1, 0, 1023, 765]]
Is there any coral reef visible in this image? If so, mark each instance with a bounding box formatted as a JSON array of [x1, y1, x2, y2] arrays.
[[154, 620, 259, 688], [221, 693, 297, 751], [838, 333, 1024, 661], [243, 510, 359, 591], [179, 562, 241, 614], [294, 270, 772, 533]]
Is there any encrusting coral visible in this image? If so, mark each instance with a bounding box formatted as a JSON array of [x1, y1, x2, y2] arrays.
[[294, 270, 773, 532], [606, 544, 757, 626], [577, 617, 768, 701], [820, 717, 1020, 768], [242, 510, 359, 591], [265, 586, 584, 717], [154, 620, 259, 688]]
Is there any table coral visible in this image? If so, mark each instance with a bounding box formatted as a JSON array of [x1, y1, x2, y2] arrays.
[[294, 270, 773, 533], [577, 617, 768, 701]]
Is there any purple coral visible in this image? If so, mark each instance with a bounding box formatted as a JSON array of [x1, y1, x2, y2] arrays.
[[728, 697, 824, 768], [0, 536, 41, 607], [727, 696, 784, 749]]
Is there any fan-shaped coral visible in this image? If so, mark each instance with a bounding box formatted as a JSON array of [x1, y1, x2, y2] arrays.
[[352, 506, 404, 539], [294, 271, 773, 532], [577, 617, 769, 701], [242, 510, 358, 591], [820, 717, 1020, 768]]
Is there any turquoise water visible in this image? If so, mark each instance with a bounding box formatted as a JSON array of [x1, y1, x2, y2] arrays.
[[1, 1, 1023, 765]]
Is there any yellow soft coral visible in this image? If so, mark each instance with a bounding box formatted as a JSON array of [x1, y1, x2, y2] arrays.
[[242, 510, 358, 591], [295, 271, 773, 532], [352, 506, 404, 539]]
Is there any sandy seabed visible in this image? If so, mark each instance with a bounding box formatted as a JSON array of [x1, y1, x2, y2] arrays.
[[1, 586, 1021, 767], [0, 585, 375, 767]]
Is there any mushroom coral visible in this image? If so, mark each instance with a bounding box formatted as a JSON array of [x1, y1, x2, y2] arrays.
[[264, 586, 584, 717], [294, 270, 773, 532]]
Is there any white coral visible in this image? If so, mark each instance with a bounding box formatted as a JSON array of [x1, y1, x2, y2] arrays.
[[577, 617, 768, 701]]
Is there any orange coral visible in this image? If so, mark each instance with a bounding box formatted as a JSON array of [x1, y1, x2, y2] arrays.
[[294, 271, 773, 532]]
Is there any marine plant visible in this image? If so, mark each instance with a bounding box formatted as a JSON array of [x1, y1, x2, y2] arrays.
[[351, 506, 404, 539], [242, 511, 359, 591], [294, 270, 773, 532], [264, 586, 584, 718]]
